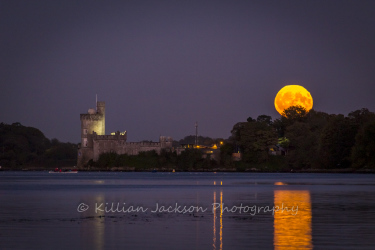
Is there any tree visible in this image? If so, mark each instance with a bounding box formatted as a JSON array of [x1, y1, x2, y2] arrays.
[[278, 137, 290, 155], [273, 106, 309, 138], [305, 110, 331, 133], [282, 105, 308, 124], [177, 149, 203, 170], [256, 115, 273, 126], [0, 123, 52, 167], [348, 108, 375, 126], [319, 115, 357, 168], [178, 135, 217, 146], [220, 142, 235, 167], [285, 122, 317, 169], [159, 149, 177, 167], [45, 142, 77, 161], [229, 122, 247, 143], [96, 152, 118, 169], [247, 117, 255, 122], [273, 118, 286, 138], [351, 121, 375, 169], [239, 121, 277, 163]]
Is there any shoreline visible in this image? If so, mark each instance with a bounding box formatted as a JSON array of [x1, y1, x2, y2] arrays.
[[1, 168, 374, 174]]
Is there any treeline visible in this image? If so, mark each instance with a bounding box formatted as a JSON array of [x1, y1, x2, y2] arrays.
[[222, 106, 375, 170], [0, 122, 77, 169], [93, 106, 375, 171], [3, 105, 374, 171], [178, 135, 224, 146], [90, 149, 218, 171]]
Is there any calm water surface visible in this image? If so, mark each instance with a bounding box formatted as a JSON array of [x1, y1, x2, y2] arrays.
[[0, 172, 374, 249]]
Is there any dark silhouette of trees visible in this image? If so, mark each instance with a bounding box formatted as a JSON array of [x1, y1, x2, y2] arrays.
[[257, 115, 273, 125], [0, 122, 77, 168], [227, 106, 375, 170], [282, 105, 308, 122], [229, 115, 277, 164], [318, 115, 357, 168], [3, 106, 375, 171], [351, 121, 375, 169], [282, 109, 331, 169]]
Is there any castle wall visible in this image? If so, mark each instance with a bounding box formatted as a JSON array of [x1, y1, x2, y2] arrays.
[[77, 100, 173, 168], [77, 147, 94, 167], [92, 140, 172, 161]]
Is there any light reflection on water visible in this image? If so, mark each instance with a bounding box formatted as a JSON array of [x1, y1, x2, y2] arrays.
[[0, 172, 375, 249], [274, 190, 312, 249], [80, 193, 105, 250], [220, 191, 223, 250], [213, 191, 216, 249], [212, 190, 223, 250]]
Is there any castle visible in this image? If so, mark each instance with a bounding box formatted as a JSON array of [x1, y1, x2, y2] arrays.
[[77, 101, 173, 168]]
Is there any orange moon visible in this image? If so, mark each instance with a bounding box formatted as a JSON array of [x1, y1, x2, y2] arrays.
[[274, 85, 313, 115]]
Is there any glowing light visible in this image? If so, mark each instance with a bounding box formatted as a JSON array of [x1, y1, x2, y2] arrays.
[[274, 190, 312, 249], [110, 131, 126, 136], [274, 85, 313, 116], [213, 190, 224, 250], [220, 191, 223, 250], [213, 191, 216, 248], [274, 182, 287, 185]]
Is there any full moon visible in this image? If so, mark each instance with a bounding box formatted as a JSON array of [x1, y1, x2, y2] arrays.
[[274, 85, 313, 115]]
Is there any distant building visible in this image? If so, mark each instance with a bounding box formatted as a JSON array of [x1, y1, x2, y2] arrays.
[[231, 152, 242, 161], [77, 101, 172, 168]]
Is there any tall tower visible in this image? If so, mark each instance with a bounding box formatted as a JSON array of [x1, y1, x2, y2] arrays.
[[96, 101, 105, 135], [77, 100, 105, 168], [80, 101, 105, 148]]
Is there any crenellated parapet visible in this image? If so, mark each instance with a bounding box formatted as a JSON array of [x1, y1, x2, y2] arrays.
[[80, 113, 103, 121], [92, 131, 127, 141], [96, 101, 105, 107], [126, 142, 161, 146]]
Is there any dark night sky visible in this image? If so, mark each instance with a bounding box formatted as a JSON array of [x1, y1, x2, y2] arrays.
[[1, 0, 375, 143]]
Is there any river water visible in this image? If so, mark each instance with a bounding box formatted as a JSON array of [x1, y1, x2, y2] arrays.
[[0, 172, 374, 249]]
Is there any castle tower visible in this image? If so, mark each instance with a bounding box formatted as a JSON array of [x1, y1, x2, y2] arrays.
[[80, 101, 105, 148], [96, 101, 105, 135]]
